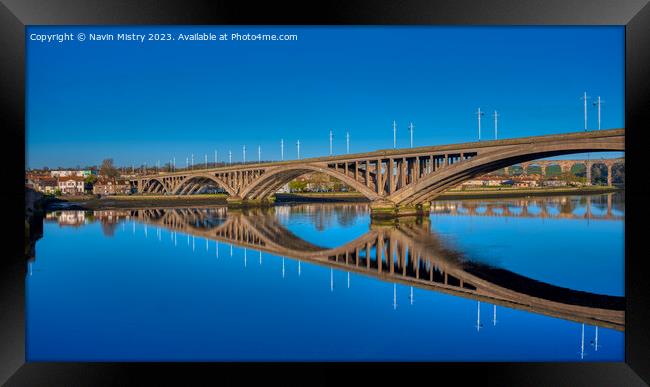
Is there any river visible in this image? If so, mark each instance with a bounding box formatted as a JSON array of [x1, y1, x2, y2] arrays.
[[27, 192, 624, 361]]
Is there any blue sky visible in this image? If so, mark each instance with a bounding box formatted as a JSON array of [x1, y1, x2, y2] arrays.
[[26, 26, 624, 169]]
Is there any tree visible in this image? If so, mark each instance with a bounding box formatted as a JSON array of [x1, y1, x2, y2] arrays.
[[84, 175, 98, 185], [288, 180, 307, 192], [100, 158, 120, 179]]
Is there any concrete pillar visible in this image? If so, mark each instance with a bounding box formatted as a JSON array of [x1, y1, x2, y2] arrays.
[[607, 164, 613, 186], [560, 164, 570, 174], [586, 162, 592, 185], [376, 159, 383, 194], [365, 160, 370, 187], [366, 242, 371, 269], [388, 158, 395, 194]]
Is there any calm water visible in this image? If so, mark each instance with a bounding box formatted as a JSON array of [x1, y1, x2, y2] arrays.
[[27, 193, 624, 361]]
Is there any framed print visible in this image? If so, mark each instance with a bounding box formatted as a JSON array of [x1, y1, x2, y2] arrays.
[[2, 0, 649, 385]]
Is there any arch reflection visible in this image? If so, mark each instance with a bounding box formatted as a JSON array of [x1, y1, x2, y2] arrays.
[[44, 200, 624, 331]]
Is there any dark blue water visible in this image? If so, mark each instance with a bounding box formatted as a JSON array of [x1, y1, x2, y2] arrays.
[[27, 193, 624, 361]]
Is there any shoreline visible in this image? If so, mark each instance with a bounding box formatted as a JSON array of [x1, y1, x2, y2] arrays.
[[43, 186, 623, 211]]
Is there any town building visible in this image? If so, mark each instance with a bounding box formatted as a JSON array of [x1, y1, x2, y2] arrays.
[[459, 176, 511, 188], [35, 177, 58, 194], [542, 179, 568, 187], [50, 169, 96, 178], [26, 173, 59, 194], [93, 178, 132, 195], [512, 178, 539, 188], [57, 176, 86, 194]]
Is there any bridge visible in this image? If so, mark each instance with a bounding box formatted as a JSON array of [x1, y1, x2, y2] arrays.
[[107, 206, 624, 331], [502, 157, 624, 185], [130, 129, 624, 217]]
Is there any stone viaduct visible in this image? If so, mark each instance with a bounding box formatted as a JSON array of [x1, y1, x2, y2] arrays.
[[130, 129, 624, 217], [504, 157, 624, 186]]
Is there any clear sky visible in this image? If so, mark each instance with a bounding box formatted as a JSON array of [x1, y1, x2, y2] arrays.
[[26, 26, 624, 169]]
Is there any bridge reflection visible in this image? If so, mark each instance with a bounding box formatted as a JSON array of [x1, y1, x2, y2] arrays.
[[63, 203, 624, 331]]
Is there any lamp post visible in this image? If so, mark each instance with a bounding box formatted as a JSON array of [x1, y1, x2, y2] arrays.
[[581, 91, 590, 131], [329, 129, 333, 156], [346, 131, 350, 154], [476, 108, 484, 141]]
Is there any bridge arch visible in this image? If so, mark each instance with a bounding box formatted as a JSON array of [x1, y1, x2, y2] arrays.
[[142, 178, 168, 194], [171, 174, 237, 196], [388, 140, 624, 206], [238, 164, 382, 201]]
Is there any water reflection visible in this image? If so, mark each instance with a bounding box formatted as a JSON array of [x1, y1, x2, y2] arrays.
[[430, 192, 624, 219], [42, 194, 625, 332]]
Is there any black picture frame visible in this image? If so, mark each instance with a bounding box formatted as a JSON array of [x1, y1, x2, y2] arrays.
[[2, 0, 649, 385]]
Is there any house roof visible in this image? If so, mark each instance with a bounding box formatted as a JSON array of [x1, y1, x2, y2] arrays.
[[58, 176, 85, 182]]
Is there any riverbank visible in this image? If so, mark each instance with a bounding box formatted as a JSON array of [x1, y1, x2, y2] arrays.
[[45, 186, 622, 210], [274, 192, 369, 203], [277, 186, 622, 201], [44, 194, 228, 211]]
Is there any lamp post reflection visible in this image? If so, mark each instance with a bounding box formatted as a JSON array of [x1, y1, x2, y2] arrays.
[[393, 283, 398, 310], [592, 326, 600, 351], [580, 323, 585, 360]]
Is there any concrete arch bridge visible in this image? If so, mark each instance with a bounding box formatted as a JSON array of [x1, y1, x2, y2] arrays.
[[130, 129, 624, 217]]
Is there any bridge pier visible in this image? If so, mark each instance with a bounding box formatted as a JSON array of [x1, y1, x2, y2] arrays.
[[226, 196, 275, 209], [370, 200, 430, 220]]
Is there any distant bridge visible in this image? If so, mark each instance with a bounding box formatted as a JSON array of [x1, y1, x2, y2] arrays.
[[502, 157, 624, 185], [124, 206, 624, 331], [130, 129, 624, 216]]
